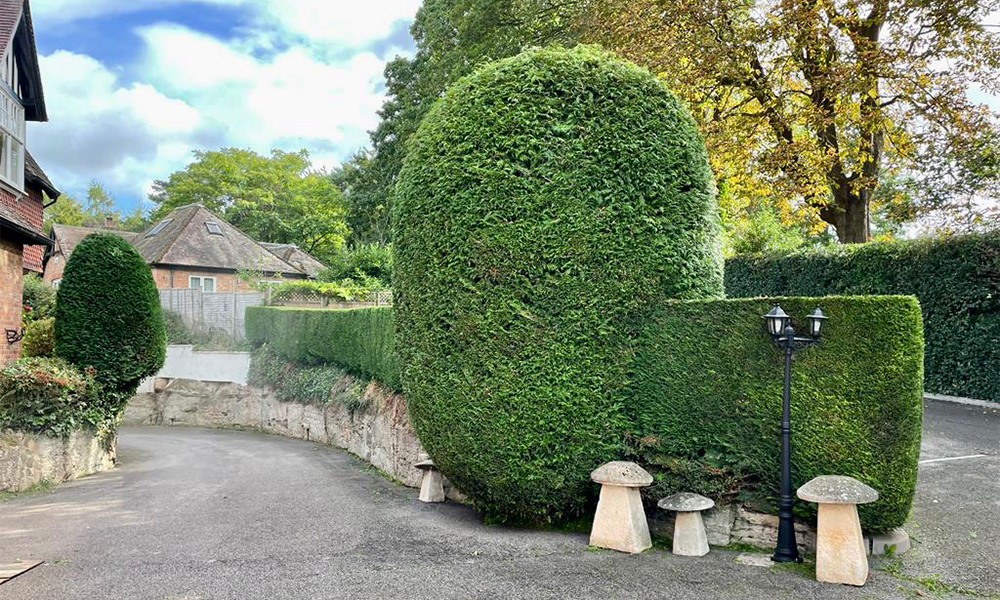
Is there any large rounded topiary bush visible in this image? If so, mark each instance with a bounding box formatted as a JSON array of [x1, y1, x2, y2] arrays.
[[55, 234, 165, 399], [393, 46, 723, 522]]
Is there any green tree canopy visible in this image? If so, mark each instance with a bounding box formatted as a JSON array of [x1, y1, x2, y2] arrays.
[[44, 182, 149, 233], [150, 148, 349, 260], [346, 0, 1000, 245]]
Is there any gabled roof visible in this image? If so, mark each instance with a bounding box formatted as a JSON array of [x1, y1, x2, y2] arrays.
[[0, 0, 46, 121], [132, 204, 305, 276], [51, 224, 137, 257], [25, 150, 58, 198], [259, 242, 326, 278]]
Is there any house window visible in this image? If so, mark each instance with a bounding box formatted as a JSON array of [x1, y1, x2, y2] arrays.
[[189, 276, 216, 293], [147, 218, 173, 236], [0, 87, 24, 190], [205, 221, 223, 235]]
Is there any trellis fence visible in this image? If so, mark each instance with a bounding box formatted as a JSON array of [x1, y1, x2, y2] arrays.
[[160, 289, 265, 339], [265, 288, 392, 309]]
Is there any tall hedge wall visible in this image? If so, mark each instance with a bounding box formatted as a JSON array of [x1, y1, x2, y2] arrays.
[[630, 296, 924, 532], [392, 46, 723, 523], [245, 306, 400, 390], [244, 297, 924, 533], [725, 232, 1000, 401]]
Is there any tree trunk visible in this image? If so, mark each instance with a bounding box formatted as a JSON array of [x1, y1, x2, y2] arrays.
[[821, 190, 870, 244]]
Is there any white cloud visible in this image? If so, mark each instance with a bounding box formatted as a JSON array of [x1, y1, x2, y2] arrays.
[[135, 23, 387, 151], [26, 2, 415, 207], [27, 50, 206, 204], [245, 0, 422, 47]]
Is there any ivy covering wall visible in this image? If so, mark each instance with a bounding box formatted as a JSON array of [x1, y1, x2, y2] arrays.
[[725, 232, 999, 402]]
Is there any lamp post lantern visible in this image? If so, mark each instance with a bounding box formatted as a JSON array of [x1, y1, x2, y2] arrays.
[[762, 304, 827, 564]]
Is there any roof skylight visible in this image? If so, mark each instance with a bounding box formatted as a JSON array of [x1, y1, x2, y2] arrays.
[[205, 222, 223, 235], [147, 219, 172, 236]]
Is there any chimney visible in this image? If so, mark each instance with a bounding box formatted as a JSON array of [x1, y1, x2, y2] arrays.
[[105, 215, 118, 229]]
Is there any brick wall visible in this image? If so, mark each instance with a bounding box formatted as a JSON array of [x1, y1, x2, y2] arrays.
[[152, 267, 268, 292], [0, 238, 24, 363], [43, 249, 65, 282]]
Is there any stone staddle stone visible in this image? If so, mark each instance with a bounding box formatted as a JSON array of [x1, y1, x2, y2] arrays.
[[797, 476, 878, 586], [658, 492, 715, 512], [589, 461, 652, 554], [797, 475, 878, 505], [658, 493, 715, 557], [415, 459, 444, 503], [590, 461, 653, 487], [414, 459, 436, 470]]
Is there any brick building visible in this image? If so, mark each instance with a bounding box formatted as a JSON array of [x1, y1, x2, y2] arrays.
[[44, 204, 322, 292], [0, 0, 59, 363]]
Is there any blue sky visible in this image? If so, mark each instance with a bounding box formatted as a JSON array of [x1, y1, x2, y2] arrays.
[[27, 0, 421, 214]]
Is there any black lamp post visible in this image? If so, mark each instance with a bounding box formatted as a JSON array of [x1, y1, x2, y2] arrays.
[[762, 305, 828, 563]]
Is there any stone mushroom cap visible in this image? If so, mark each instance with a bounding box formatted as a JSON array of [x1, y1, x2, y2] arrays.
[[797, 475, 878, 505], [590, 461, 653, 487], [657, 492, 715, 512], [414, 459, 437, 470]]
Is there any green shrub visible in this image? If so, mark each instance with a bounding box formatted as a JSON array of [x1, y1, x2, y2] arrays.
[[267, 280, 385, 303], [163, 311, 248, 351], [21, 273, 56, 325], [54, 233, 166, 398], [629, 296, 924, 533], [320, 244, 392, 288], [245, 306, 399, 389], [392, 45, 723, 523], [725, 232, 1000, 401], [21, 317, 55, 358], [248, 345, 366, 410], [0, 358, 103, 436], [163, 311, 194, 345]]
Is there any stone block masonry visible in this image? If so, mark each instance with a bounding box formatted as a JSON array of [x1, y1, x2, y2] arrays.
[[0, 429, 116, 492], [124, 377, 465, 500]]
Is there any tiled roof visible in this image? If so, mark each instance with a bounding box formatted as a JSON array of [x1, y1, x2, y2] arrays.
[[132, 204, 306, 276], [22, 243, 42, 272], [0, 0, 21, 61], [25, 151, 59, 198], [259, 242, 327, 278], [51, 224, 137, 258]]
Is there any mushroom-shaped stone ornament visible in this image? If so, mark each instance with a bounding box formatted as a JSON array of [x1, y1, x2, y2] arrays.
[[415, 458, 445, 503], [657, 492, 715, 556], [589, 461, 653, 554], [797, 475, 878, 586]]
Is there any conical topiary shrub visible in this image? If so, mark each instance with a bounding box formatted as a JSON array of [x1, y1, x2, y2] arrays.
[[55, 233, 165, 404]]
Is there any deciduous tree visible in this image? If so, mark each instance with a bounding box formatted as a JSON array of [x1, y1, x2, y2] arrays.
[[150, 148, 349, 260]]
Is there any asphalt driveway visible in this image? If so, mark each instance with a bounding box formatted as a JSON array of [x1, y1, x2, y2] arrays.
[[1, 399, 997, 600]]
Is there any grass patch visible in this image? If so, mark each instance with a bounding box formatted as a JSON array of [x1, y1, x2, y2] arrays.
[[0, 479, 56, 502], [879, 558, 1000, 599]]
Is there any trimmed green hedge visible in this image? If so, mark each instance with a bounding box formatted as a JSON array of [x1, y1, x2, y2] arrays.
[[392, 45, 723, 523], [725, 233, 1000, 401], [55, 233, 166, 395], [245, 306, 400, 389], [629, 296, 924, 533], [242, 296, 924, 532]]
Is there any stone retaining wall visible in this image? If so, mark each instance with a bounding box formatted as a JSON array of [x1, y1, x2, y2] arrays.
[[0, 429, 116, 492], [125, 378, 908, 555], [124, 377, 463, 499]]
